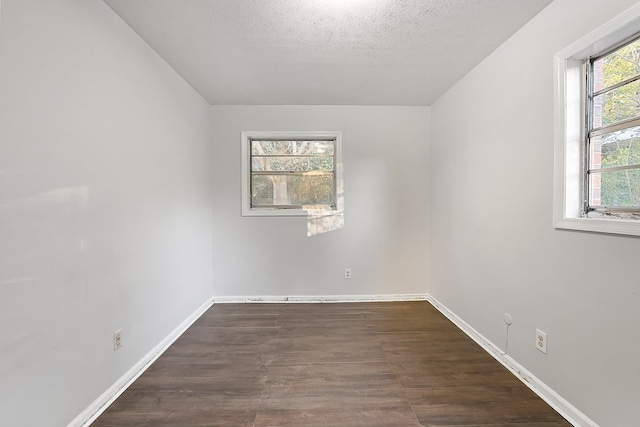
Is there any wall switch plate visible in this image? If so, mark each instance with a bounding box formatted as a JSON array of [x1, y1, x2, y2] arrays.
[[113, 329, 122, 351], [536, 329, 547, 354], [344, 268, 351, 279]]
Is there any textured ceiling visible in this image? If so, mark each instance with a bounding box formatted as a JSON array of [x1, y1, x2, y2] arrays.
[[103, 0, 553, 106]]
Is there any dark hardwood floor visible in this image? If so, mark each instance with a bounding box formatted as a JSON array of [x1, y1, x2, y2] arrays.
[[92, 301, 572, 426]]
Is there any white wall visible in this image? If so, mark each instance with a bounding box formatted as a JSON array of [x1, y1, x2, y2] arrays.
[[210, 106, 429, 299], [429, 1, 640, 426], [0, 1, 214, 426]]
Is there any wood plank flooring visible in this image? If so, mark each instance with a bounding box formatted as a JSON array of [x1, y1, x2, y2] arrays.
[[92, 302, 572, 426]]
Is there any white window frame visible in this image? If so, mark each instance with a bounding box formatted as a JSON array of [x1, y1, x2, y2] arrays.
[[241, 130, 343, 217], [554, 3, 640, 237]]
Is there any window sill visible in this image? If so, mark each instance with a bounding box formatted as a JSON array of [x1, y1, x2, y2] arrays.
[[242, 207, 338, 217], [555, 216, 640, 237]]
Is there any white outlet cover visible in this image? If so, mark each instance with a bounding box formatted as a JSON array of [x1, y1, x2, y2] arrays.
[[113, 329, 123, 351], [536, 329, 547, 354]]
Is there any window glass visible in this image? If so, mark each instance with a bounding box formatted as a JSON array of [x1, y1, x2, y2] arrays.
[[588, 36, 640, 212], [249, 139, 336, 210]]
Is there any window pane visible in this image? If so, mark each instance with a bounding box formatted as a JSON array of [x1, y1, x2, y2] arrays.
[[594, 38, 640, 90], [252, 174, 334, 207], [294, 141, 334, 155], [252, 156, 334, 172], [592, 79, 640, 128], [591, 126, 640, 169], [251, 140, 334, 155], [251, 140, 294, 155], [590, 168, 640, 207]]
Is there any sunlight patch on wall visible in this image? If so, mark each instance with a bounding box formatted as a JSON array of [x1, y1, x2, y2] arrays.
[[0, 185, 89, 213], [307, 163, 344, 237]]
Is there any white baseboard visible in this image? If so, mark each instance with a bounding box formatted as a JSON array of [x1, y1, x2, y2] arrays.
[[68, 297, 215, 427], [425, 294, 599, 427], [212, 294, 428, 303]]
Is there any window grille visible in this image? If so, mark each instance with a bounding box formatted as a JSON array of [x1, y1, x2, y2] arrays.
[[241, 131, 342, 217], [586, 35, 640, 217]]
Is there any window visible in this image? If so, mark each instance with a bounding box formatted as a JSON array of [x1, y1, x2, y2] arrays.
[[554, 3, 640, 236], [585, 36, 640, 219], [241, 131, 343, 216]]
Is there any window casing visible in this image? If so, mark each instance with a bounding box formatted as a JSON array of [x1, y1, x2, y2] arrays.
[[241, 131, 343, 217], [554, 3, 640, 236]]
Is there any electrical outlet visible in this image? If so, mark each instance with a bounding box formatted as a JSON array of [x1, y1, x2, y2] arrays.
[[344, 268, 351, 279], [536, 329, 547, 354], [113, 329, 122, 351]]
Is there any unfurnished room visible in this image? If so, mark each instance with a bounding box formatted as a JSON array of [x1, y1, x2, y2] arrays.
[[0, 1, 639, 426]]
